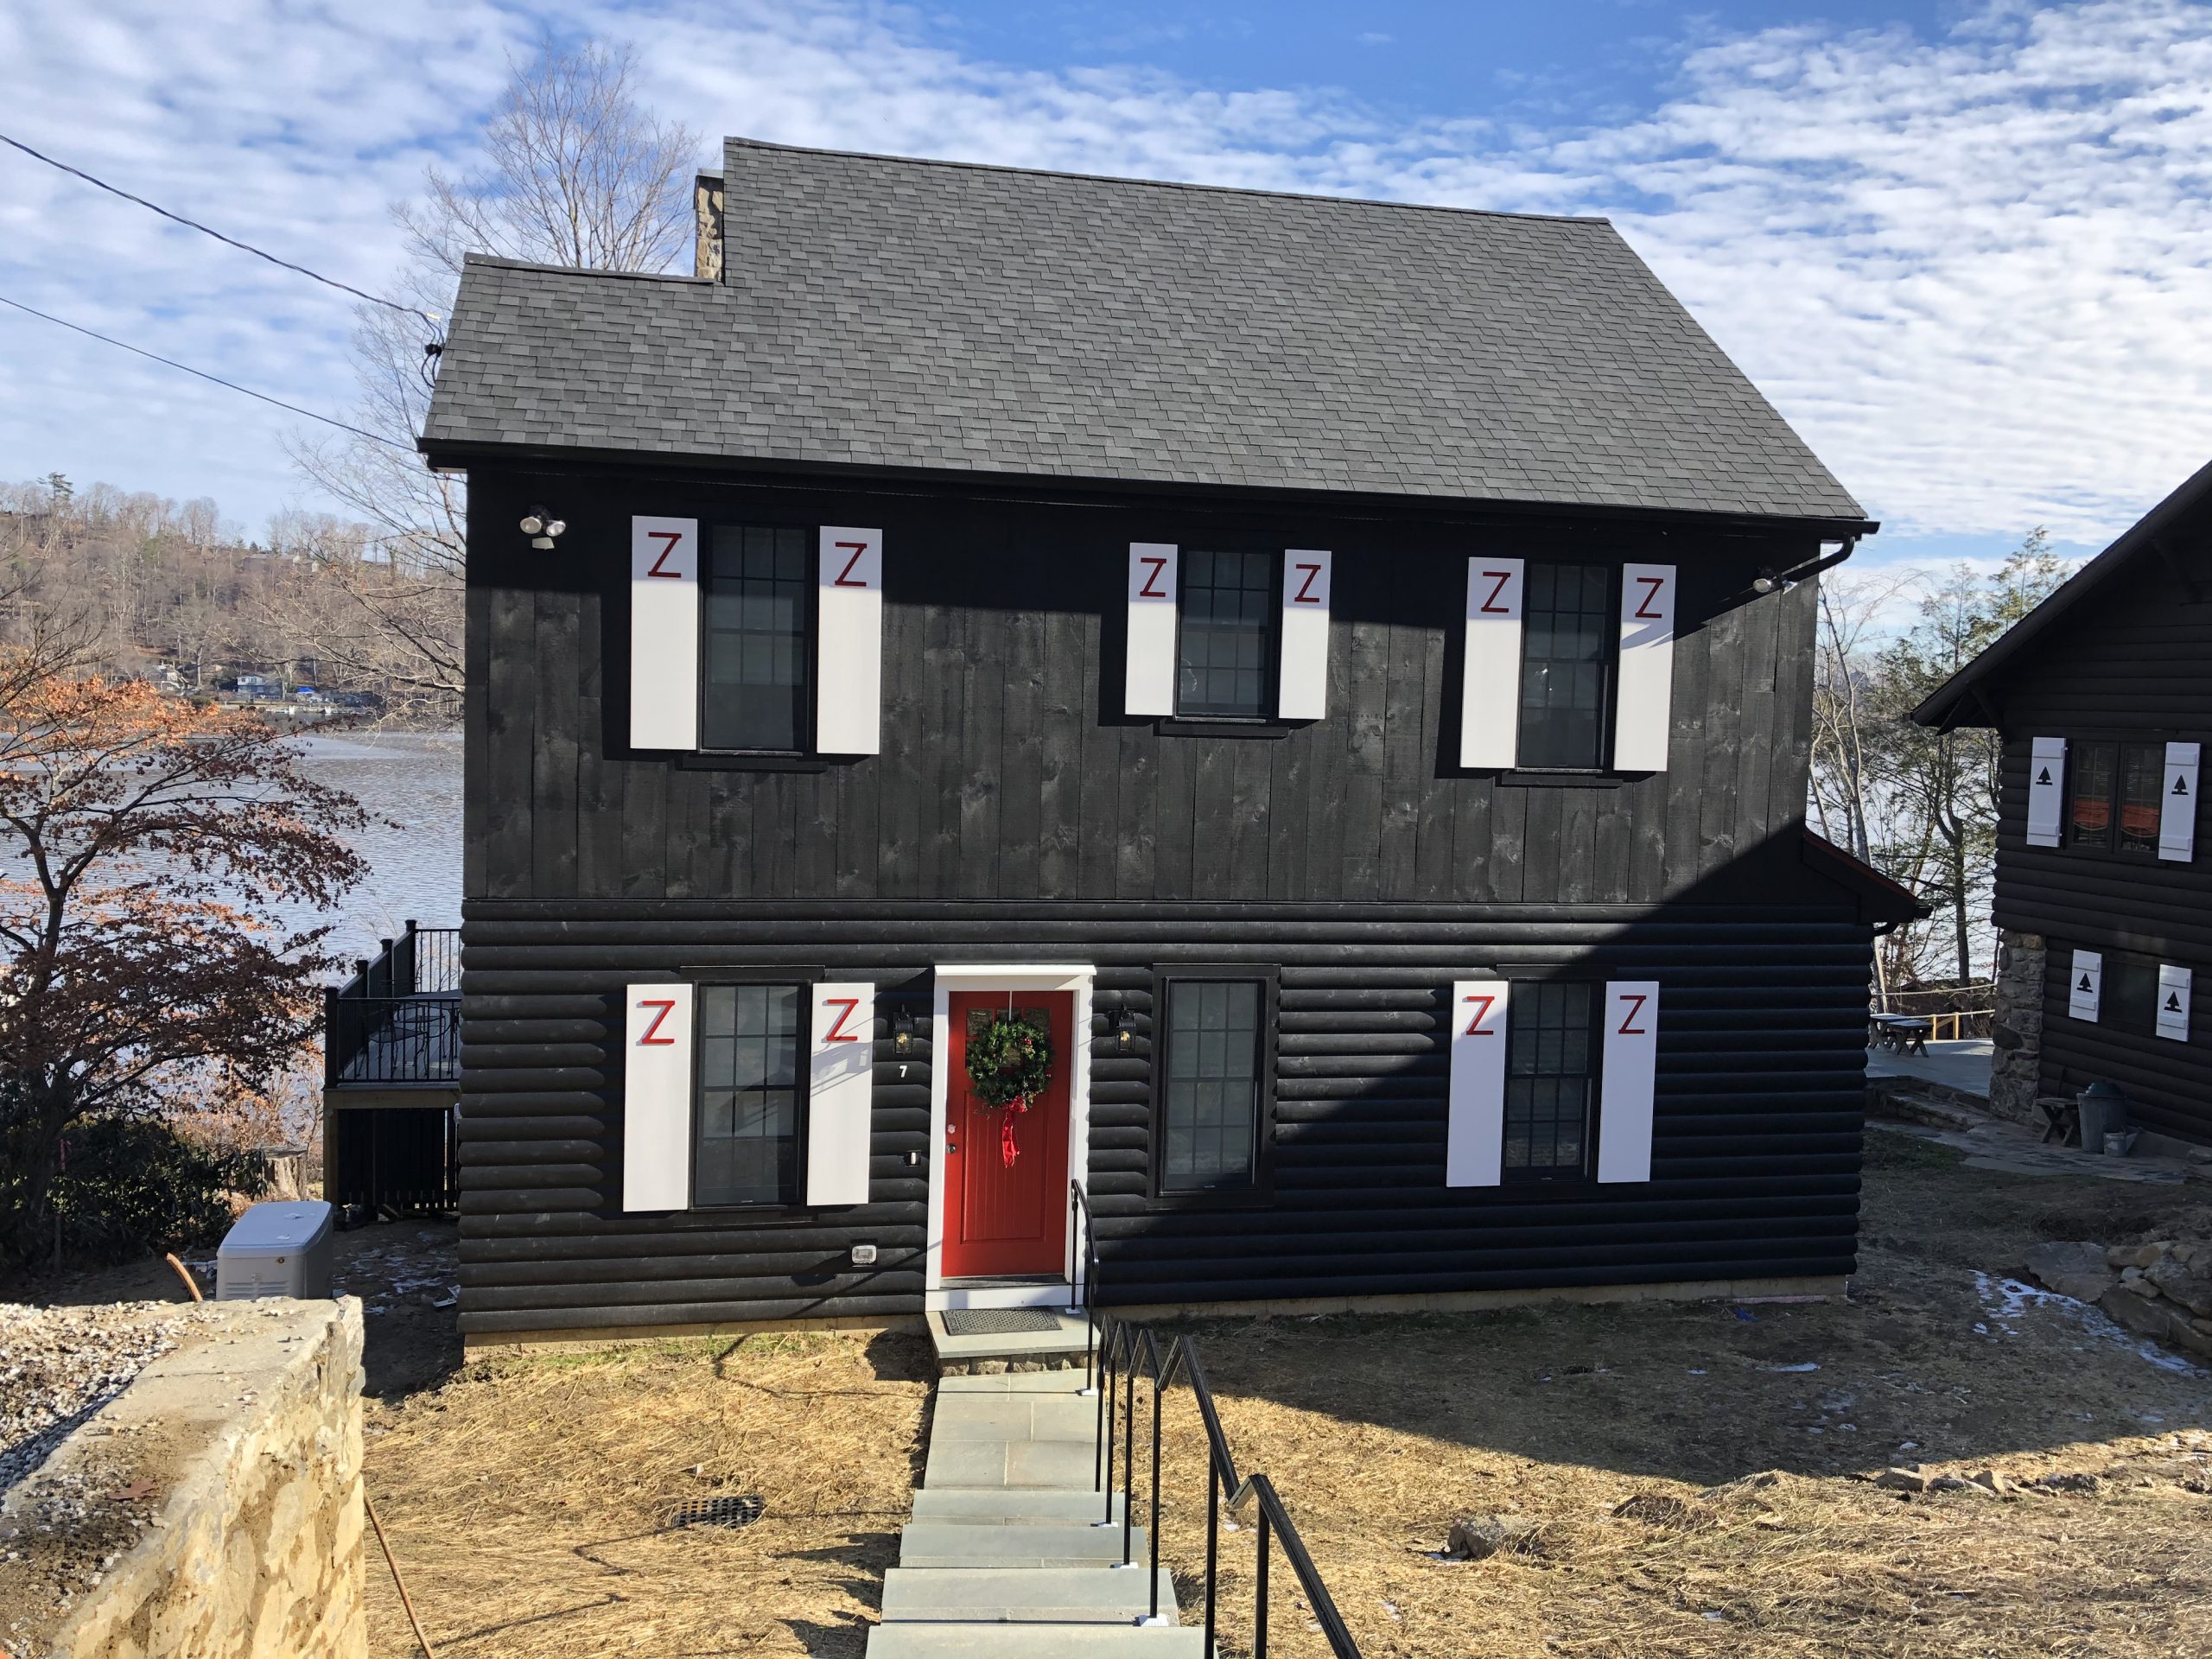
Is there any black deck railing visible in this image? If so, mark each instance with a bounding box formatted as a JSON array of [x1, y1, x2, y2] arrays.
[[324, 920, 461, 1088], [1069, 1182, 1363, 1656]]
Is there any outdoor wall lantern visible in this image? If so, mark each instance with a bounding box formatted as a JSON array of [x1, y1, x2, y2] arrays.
[[891, 1008, 915, 1052], [1103, 1007, 1134, 1046], [518, 508, 567, 550]]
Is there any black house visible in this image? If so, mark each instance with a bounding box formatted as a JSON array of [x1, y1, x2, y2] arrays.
[[419, 139, 1917, 1345], [1916, 462, 2212, 1146]]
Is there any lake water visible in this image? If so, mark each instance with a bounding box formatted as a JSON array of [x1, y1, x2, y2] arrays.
[[290, 731, 464, 968]]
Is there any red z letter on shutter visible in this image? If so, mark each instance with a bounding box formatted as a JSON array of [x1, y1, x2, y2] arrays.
[[637, 999, 677, 1044], [1616, 992, 1649, 1036], [1138, 556, 1170, 598], [1462, 993, 1497, 1036], [1480, 570, 1514, 613], [834, 542, 869, 587], [823, 998, 863, 1041], [1632, 575, 1666, 620], [645, 531, 684, 577], [1293, 563, 1323, 603]]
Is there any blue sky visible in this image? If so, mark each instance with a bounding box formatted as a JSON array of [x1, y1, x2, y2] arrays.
[[5, 0, 2211, 588]]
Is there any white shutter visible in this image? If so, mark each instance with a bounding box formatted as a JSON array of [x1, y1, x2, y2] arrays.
[[1459, 558, 1523, 769], [2025, 737, 2067, 847], [2157, 964, 2193, 1043], [817, 526, 883, 754], [2067, 949, 2103, 1022], [1612, 564, 1676, 772], [807, 982, 875, 1205], [630, 517, 700, 751], [1445, 979, 1510, 1187], [1597, 981, 1660, 1185], [622, 982, 694, 1211], [2161, 741, 2201, 861], [1126, 543, 1179, 715], [1278, 550, 1332, 720]]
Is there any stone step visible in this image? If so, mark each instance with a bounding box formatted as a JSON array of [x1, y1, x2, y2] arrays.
[[899, 1521, 1147, 1569], [924, 1433, 1097, 1491], [881, 1566, 1180, 1624], [941, 1370, 1096, 1395], [866, 1624, 1204, 1657], [930, 1308, 1096, 1375], [912, 1487, 1123, 1525], [931, 1393, 1102, 1443]]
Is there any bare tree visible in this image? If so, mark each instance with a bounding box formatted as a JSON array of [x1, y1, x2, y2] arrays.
[[289, 40, 702, 709]]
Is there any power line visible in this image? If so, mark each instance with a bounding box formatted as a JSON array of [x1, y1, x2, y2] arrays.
[[0, 131, 442, 330], [0, 292, 416, 454]]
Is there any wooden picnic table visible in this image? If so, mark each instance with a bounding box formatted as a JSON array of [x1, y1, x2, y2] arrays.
[[1869, 1013, 1930, 1056]]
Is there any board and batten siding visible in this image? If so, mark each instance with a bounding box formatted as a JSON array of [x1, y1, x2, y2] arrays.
[[465, 471, 1827, 915], [454, 905, 1874, 1336]]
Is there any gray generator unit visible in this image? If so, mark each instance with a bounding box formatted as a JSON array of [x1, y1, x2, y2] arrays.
[[216, 1200, 336, 1300]]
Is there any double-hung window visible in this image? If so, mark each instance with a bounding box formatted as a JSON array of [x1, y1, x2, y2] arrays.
[[695, 982, 804, 1205], [1176, 550, 1276, 717], [704, 524, 811, 752], [1153, 972, 1275, 1198], [1503, 981, 1596, 1179], [1516, 564, 1613, 769], [2067, 741, 2164, 855]]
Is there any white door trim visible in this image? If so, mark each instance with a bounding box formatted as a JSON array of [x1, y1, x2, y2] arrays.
[[925, 964, 1095, 1312]]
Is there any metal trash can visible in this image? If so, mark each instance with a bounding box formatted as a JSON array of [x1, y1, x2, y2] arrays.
[[2075, 1081, 2130, 1154]]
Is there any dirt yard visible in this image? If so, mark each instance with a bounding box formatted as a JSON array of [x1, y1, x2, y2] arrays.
[[13, 1133, 2212, 1657]]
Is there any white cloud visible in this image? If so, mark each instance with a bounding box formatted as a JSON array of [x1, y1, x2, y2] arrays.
[[3, 0, 2211, 550]]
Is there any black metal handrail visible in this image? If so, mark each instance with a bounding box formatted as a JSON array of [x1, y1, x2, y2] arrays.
[[1072, 1179, 1363, 1656], [325, 920, 462, 1086]]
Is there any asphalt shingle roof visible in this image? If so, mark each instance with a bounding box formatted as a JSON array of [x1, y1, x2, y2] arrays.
[[422, 138, 1865, 521]]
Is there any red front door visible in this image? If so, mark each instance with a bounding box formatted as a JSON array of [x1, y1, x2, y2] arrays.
[[942, 991, 1072, 1278]]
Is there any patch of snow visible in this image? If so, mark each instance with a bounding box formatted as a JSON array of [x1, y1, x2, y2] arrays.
[[1758, 1362, 1821, 1373], [1973, 1272, 2206, 1376]]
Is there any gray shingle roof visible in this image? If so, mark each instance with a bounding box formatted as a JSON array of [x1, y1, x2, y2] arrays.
[[422, 138, 1865, 522]]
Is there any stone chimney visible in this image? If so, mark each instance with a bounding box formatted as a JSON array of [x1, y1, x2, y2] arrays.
[[694, 173, 725, 281]]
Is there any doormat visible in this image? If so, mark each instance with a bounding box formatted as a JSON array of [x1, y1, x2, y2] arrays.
[[941, 1307, 1068, 1337]]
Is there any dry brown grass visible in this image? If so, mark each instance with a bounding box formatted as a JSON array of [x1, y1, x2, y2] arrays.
[[360, 1330, 931, 1657]]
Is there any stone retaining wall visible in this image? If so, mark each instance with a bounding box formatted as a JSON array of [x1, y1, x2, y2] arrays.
[[1987, 927, 2047, 1126], [1, 1300, 365, 1659]]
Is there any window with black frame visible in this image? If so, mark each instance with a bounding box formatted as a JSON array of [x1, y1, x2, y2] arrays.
[[2067, 741, 2164, 855], [1503, 981, 1596, 1179], [703, 524, 810, 751], [1517, 563, 1613, 768], [695, 982, 802, 1205], [1158, 979, 1266, 1193], [1177, 550, 1274, 717]]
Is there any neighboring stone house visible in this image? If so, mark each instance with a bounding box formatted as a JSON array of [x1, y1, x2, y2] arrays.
[[1916, 459, 2212, 1144]]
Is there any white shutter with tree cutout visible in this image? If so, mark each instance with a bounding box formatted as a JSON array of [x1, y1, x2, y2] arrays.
[[816, 527, 883, 754], [2025, 737, 2066, 847], [1445, 979, 1510, 1188], [630, 517, 700, 751], [623, 982, 694, 1211], [1126, 543, 1179, 715], [2161, 741, 2200, 861], [1612, 564, 1675, 772], [1459, 558, 1523, 769], [1597, 981, 1659, 1184], [2157, 964, 2193, 1043], [807, 982, 875, 1205], [1278, 550, 1332, 720], [2067, 950, 2102, 1021]]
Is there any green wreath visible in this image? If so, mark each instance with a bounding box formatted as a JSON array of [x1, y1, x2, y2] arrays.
[[966, 1014, 1054, 1109]]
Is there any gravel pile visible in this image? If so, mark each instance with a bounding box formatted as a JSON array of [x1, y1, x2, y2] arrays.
[[0, 1303, 190, 1496]]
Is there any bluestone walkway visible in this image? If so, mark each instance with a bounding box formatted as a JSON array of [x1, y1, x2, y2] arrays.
[[866, 1370, 1203, 1656]]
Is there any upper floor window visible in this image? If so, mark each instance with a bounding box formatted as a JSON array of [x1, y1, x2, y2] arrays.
[[1177, 550, 1275, 717], [1154, 974, 1274, 1196], [695, 982, 803, 1205], [2068, 741, 2162, 855], [1503, 980, 1595, 1179], [703, 524, 811, 752], [1517, 564, 1612, 769]]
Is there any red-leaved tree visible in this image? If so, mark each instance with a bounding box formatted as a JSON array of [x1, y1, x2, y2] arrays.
[[0, 660, 368, 1263]]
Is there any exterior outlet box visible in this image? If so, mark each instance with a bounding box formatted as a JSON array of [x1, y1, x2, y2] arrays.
[[217, 1201, 336, 1300], [850, 1243, 878, 1267]]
